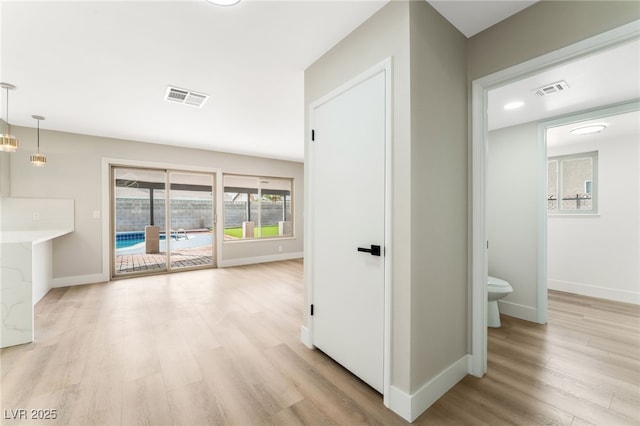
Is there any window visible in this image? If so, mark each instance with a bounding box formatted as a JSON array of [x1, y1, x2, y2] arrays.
[[223, 175, 293, 240], [547, 151, 598, 214]]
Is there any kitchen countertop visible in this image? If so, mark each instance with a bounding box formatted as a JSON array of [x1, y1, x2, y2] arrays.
[[0, 228, 74, 244]]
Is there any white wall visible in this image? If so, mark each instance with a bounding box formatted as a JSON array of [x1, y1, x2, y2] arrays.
[[547, 123, 640, 304], [304, 0, 413, 393], [487, 122, 541, 321], [488, 115, 640, 309], [305, 1, 469, 420], [409, 0, 468, 392], [3, 126, 303, 285]]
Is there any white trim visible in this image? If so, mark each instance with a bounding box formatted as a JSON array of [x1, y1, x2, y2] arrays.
[[222, 236, 297, 245], [51, 272, 109, 288], [497, 300, 538, 323], [387, 386, 411, 422], [306, 57, 393, 405], [470, 80, 488, 378], [300, 325, 313, 349], [219, 251, 302, 268], [541, 100, 640, 129], [536, 122, 548, 324], [470, 20, 640, 380], [388, 355, 470, 422], [101, 159, 110, 281], [548, 279, 640, 305], [383, 57, 394, 409], [101, 157, 223, 278]]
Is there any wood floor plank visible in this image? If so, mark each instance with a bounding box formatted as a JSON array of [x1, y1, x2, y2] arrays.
[[194, 347, 276, 425], [272, 399, 332, 426], [122, 373, 172, 426], [166, 380, 225, 426], [487, 357, 634, 425], [2, 261, 638, 426], [609, 392, 640, 420]]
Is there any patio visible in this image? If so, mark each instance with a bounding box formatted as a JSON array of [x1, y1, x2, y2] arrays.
[[115, 245, 214, 274]]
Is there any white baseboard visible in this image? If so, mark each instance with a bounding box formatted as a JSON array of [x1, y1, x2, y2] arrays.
[[219, 252, 303, 268], [300, 325, 314, 349], [548, 279, 640, 305], [49, 252, 304, 287], [498, 299, 539, 323], [51, 272, 109, 288], [388, 355, 469, 422]]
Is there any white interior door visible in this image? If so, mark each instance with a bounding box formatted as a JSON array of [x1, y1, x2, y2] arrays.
[[311, 70, 386, 393]]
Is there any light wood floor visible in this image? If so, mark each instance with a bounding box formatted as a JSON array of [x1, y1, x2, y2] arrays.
[[1, 259, 638, 425]]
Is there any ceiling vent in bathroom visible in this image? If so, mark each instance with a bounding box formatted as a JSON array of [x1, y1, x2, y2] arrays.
[[164, 86, 209, 108], [532, 80, 569, 97]]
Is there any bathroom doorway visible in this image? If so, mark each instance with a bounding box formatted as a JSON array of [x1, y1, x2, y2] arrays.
[[471, 23, 640, 376], [543, 105, 639, 303]]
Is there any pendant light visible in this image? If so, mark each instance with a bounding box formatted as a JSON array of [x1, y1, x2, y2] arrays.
[[0, 82, 19, 152], [30, 115, 46, 166], [206, 0, 241, 6]]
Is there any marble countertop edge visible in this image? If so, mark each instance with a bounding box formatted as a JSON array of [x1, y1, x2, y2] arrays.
[[0, 228, 74, 244]]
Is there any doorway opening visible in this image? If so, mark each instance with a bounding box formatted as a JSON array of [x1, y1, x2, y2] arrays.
[[111, 165, 217, 278], [471, 22, 639, 377], [543, 104, 639, 303]]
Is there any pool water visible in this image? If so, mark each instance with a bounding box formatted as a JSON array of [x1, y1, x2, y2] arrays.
[[115, 232, 213, 255], [116, 234, 166, 249]]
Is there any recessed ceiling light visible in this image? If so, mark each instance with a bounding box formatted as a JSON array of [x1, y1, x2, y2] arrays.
[[504, 101, 524, 110], [569, 123, 607, 135], [206, 0, 241, 6]]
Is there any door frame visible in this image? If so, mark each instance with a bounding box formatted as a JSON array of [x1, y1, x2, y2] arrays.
[[102, 158, 223, 279], [469, 21, 640, 377], [305, 57, 393, 404]]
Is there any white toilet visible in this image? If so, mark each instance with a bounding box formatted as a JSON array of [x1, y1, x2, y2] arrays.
[[487, 276, 513, 327]]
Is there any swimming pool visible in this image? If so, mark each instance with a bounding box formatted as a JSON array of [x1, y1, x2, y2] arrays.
[[115, 232, 213, 254], [115, 232, 165, 249]]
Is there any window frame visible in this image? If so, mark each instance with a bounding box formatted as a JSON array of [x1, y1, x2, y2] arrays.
[[547, 151, 598, 215], [222, 174, 294, 241]]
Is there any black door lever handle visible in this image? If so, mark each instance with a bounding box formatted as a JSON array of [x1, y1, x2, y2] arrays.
[[357, 245, 381, 256]]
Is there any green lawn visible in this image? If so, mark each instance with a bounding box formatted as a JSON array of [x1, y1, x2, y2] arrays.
[[224, 225, 281, 239]]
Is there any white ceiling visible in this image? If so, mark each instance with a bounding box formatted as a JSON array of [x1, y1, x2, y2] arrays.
[[546, 109, 639, 149], [428, 0, 538, 38], [1, 1, 545, 162], [488, 38, 640, 132], [1, 0, 389, 162]]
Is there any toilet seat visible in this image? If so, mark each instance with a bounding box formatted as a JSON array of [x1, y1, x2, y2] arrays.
[[487, 276, 513, 293], [488, 275, 510, 288]]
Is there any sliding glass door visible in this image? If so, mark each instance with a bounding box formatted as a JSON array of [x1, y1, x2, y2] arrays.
[[111, 166, 216, 278], [168, 172, 214, 270]]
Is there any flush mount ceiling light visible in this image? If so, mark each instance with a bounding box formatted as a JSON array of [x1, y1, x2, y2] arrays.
[[30, 115, 46, 167], [206, 0, 241, 6], [0, 82, 19, 152], [504, 101, 525, 110], [569, 123, 607, 135]]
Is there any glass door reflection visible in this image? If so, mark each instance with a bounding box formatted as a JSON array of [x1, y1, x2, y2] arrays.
[[168, 172, 215, 270], [113, 167, 168, 276]]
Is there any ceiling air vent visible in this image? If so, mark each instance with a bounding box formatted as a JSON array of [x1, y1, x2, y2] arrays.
[[164, 86, 209, 108], [532, 80, 569, 97]]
